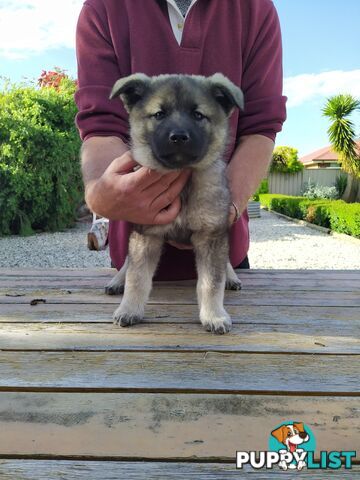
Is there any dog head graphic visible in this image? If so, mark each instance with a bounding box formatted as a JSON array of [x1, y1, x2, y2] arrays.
[[271, 422, 310, 453]]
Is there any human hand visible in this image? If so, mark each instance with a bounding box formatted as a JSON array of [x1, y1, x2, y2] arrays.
[[85, 151, 191, 225]]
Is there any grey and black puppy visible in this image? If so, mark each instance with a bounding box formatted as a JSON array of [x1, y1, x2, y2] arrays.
[[106, 73, 243, 334]]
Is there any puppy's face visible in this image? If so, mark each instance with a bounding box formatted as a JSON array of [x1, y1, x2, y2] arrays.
[[271, 423, 310, 453], [110, 73, 244, 171]]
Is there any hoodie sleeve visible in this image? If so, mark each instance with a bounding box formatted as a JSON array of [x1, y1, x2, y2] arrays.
[[237, 1, 287, 141], [74, 1, 130, 142]]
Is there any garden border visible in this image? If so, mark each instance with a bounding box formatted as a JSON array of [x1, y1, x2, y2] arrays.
[[261, 207, 360, 245]]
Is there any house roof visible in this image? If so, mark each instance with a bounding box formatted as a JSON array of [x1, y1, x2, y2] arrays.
[[300, 140, 360, 165]]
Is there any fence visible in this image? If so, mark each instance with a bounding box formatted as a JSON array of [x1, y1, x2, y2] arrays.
[[268, 169, 346, 196]]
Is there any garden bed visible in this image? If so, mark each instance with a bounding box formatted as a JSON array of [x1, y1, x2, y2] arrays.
[[259, 194, 360, 239]]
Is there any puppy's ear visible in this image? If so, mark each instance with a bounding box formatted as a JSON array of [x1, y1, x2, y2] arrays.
[[208, 73, 244, 115], [110, 73, 151, 112], [271, 425, 287, 445], [293, 422, 305, 433]]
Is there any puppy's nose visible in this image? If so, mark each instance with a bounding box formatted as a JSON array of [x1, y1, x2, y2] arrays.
[[169, 130, 190, 144], [299, 432, 307, 439]]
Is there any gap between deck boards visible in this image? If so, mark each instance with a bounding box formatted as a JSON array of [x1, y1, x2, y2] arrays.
[[0, 386, 358, 396]]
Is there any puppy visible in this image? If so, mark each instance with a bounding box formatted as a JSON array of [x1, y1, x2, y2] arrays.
[[106, 73, 243, 334]]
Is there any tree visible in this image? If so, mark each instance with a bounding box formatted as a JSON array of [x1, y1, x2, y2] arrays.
[[270, 146, 304, 173], [322, 94, 360, 178]]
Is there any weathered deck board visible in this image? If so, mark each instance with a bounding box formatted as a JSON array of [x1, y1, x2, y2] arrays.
[[0, 352, 360, 397], [0, 268, 358, 474], [1, 289, 359, 306], [1, 267, 359, 276], [2, 274, 360, 291], [0, 392, 358, 456], [0, 322, 358, 353], [0, 461, 358, 479], [0, 303, 359, 324], [0, 351, 358, 392]]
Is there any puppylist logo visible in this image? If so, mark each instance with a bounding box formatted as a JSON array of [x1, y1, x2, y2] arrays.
[[236, 421, 356, 471]]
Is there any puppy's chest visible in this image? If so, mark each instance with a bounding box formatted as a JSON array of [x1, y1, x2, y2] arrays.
[[141, 168, 230, 241]]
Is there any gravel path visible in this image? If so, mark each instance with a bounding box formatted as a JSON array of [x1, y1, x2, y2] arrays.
[[0, 222, 110, 269], [248, 210, 360, 269], [0, 210, 359, 269]]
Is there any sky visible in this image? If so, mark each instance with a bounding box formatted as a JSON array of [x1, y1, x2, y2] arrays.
[[0, 0, 359, 157]]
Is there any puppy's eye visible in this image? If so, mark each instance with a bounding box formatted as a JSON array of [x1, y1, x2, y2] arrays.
[[193, 110, 206, 121], [152, 111, 165, 120], [287, 432, 292, 437]]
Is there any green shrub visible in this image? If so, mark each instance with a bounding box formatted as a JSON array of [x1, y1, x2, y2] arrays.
[[313, 205, 331, 228], [259, 194, 360, 238], [258, 193, 284, 209], [328, 203, 360, 237], [335, 174, 348, 198], [302, 179, 339, 200], [0, 77, 82, 235], [252, 178, 269, 201]]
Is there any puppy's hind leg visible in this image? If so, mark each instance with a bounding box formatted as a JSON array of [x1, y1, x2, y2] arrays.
[[192, 232, 231, 334], [225, 261, 242, 290], [113, 232, 163, 327], [105, 256, 129, 295]]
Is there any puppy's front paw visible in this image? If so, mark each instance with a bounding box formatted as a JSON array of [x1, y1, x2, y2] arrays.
[[201, 310, 232, 334], [279, 461, 288, 471], [105, 283, 124, 295], [225, 279, 242, 291], [113, 306, 143, 327], [297, 461, 306, 471]]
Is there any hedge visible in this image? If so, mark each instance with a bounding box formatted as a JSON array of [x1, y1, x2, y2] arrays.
[[259, 194, 360, 238], [0, 79, 82, 235], [252, 179, 269, 201]]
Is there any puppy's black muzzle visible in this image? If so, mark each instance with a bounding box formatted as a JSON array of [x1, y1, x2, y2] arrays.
[[151, 122, 207, 169], [169, 130, 190, 144]]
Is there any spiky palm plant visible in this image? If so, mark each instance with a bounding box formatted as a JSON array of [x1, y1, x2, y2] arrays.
[[322, 94, 360, 178]]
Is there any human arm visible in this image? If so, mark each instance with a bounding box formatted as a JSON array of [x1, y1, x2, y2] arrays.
[[227, 1, 286, 222], [76, 4, 190, 225], [227, 134, 274, 222]]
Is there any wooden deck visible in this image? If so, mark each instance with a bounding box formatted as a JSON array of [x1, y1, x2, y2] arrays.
[[0, 268, 359, 478]]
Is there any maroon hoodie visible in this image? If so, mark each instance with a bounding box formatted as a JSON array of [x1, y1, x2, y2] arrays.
[[75, 0, 287, 279]]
